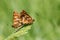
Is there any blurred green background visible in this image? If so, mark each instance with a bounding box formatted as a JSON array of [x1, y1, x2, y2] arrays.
[[0, 0, 60, 40]]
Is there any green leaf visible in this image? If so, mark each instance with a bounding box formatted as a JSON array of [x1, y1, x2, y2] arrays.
[[4, 25, 31, 40]]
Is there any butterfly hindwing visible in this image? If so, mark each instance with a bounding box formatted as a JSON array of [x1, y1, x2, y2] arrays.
[[12, 11, 23, 28]]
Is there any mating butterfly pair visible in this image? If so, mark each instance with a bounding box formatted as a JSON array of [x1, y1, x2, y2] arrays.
[[12, 10, 34, 29]]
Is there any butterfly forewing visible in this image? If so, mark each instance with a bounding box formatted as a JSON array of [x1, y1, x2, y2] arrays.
[[20, 10, 34, 24]]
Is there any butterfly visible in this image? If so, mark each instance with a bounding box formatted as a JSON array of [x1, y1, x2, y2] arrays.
[[12, 10, 34, 29]]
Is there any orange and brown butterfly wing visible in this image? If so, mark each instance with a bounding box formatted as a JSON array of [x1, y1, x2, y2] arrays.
[[19, 10, 34, 24], [12, 11, 22, 28]]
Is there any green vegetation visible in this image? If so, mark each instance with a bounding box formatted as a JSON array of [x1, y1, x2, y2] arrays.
[[0, 0, 60, 40]]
